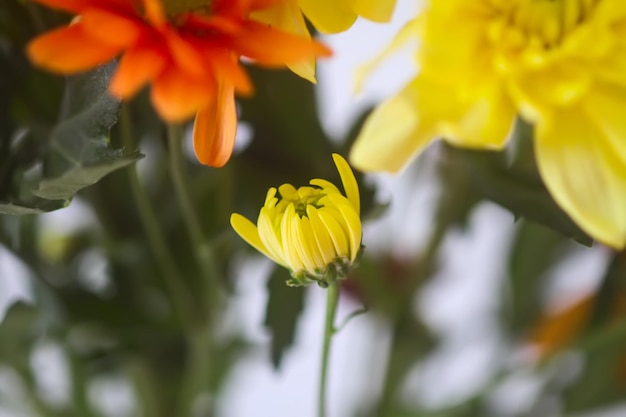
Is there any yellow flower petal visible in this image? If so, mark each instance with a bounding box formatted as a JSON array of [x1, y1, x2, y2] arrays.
[[310, 179, 341, 194], [443, 84, 516, 150], [299, 215, 325, 268], [354, 17, 421, 93], [291, 216, 317, 273], [281, 203, 305, 272], [348, 0, 396, 23], [251, 0, 318, 82], [230, 213, 283, 265], [278, 183, 298, 200], [326, 194, 362, 260], [298, 0, 357, 34], [350, 79, 430, 173], [535, 107, 626, 248], [582, 83, 626, 167], [332, 154, 360, 215], [257, 207, 288, 266], [317, 208, 350, 258], [306, 206, 338, 262]]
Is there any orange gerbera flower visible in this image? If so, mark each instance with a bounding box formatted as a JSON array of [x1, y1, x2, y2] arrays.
[[27, 0, 332, 167]]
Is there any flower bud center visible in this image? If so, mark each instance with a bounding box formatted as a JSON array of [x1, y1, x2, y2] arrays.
[[161, 0, 213, 16], [283, 187, 325, 218]]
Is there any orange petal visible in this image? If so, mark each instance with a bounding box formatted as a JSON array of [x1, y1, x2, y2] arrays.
[[150, 66, 214, 121], [166, 30, 208, 77], [141, 0, 166, 27], [192, 82, 237, 167], [529, 295, 594, 358], [80, 8, 142, 47], [32, 0, 135, 13], [211, 0, 245, 16], [109, 42, 166, 98], [214, 0, 283, 14], [183, 13, 242, 35], [230, 20, 332, 65], [27, 23, 121, 73], [247, 0, 284, 11], [203, 47, 253, 95]]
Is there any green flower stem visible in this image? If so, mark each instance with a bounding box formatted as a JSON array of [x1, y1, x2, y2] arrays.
[[119, 106, 193, 327], [318, 281, 340, 417], [377, 221, 447, 415], [166, 123, 223, 301], [165, 123, 223, 416]]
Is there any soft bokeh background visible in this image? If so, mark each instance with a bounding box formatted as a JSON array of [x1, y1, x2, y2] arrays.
[[1, 0, 626, 416]]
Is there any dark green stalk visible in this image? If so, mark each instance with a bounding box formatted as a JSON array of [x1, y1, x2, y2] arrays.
[[119, 106, 193, 327], [318, 281, 340, 417]]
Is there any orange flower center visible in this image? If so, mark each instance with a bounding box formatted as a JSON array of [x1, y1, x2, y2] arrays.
[[161, 0, 213, 15]]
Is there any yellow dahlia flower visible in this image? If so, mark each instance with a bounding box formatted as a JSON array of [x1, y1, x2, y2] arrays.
[[350, 0, 626, 248], [230, 154, 362, 287], [252, 0, 397, 82]]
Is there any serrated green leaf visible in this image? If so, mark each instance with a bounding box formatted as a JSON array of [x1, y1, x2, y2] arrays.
[[0, 199, 68, 215], [34, 151, 142, 200], [33, 63, 142, 201], [263, 266, 305, 369]]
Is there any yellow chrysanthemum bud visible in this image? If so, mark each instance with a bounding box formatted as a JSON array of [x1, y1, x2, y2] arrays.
[[231, 154, 362, 287]]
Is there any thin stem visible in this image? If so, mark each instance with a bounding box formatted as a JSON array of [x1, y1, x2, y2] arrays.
[[26, 2, 47, 32], [166, 123, 223, 417], [166, 124, 223, 301], [377, 221, 446, 415], [119, 106, 193, 326], [318, 281, 340, 417]]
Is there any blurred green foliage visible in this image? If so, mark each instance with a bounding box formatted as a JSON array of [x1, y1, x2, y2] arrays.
[[1, 1, 626, 417]]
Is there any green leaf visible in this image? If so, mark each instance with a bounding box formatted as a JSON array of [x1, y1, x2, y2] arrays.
[[0, 302, 39, 361], [442, 119, 592, 245], [263, 266, 306, 369], [504, 220, 571, 331], [0, 199, 68, 215], [560, 254, 626, 414], [32, 63, 142, 201], [34, 151, 142, 200]]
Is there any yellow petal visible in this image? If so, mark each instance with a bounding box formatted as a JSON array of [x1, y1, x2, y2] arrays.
[[348, 0, 396, 22], [309, 178, 340, 194], [230, 213, 283, 265], [317, 208, 350, 258], [281, 204, 305, 272], [264, 187, 278, 207], [582, 83, 626, 168], [307, 206, 337, 263], [350, 79, 431, 173], [443, 85, 516, 150], [298, 215, 325, 269], [326, 194, 362, 260], [278, 183, 298, 200], [292, 216, 321, 272], [354, 17, 421, 93], [332, 153, 360, 215], [251, 0, 318, 82], [258, 207, 289, 265], [298, 0, 357, 34], [287, 60, 317, 84], [535, 107, 626, 249]]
